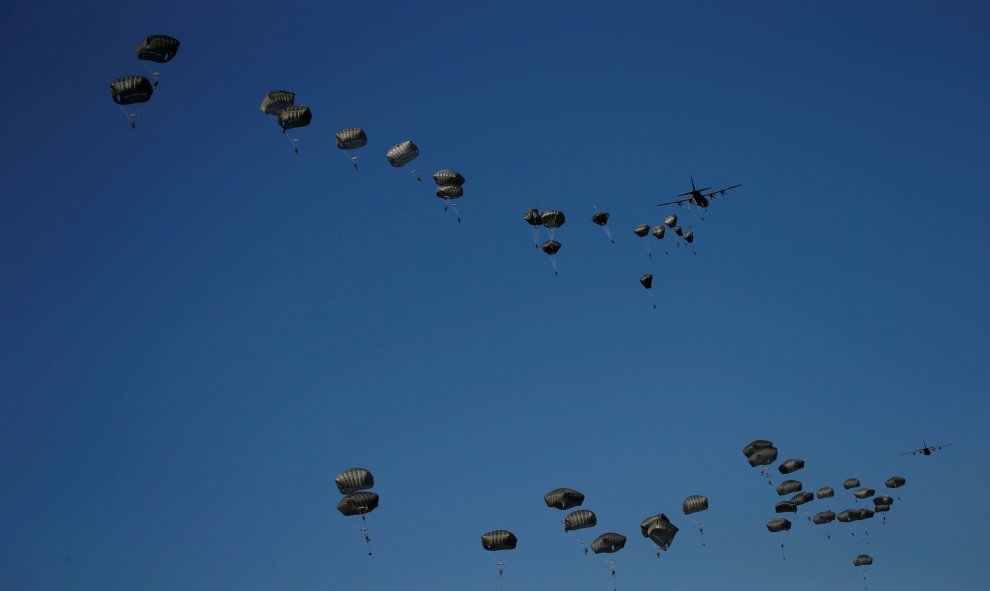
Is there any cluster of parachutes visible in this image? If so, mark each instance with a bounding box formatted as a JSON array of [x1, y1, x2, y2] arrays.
[[335, 467, 378, 555], [522, 208, 699, 307], [475, 486, 709, 587], [109, 35, 180, 127], [744, 438, 906, 580]]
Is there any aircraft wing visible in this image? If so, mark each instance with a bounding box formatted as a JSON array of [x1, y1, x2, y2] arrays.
[[656, 197, 693, 207], [701, 183, 743, 198]]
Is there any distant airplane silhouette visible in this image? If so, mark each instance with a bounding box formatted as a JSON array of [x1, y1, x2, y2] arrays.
[[657, 177, 742, 209], [903, 440, 952, 456]]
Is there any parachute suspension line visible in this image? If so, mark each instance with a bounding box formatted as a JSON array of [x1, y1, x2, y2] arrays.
[[531, 226, 540, 249], [409, 168, 421, 182], [694, 520, 706, 547], [139, 61, 161, 87], [549, 254, 559, 276]]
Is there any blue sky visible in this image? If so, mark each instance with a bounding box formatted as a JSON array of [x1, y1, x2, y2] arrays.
[[1, 1, 989, 589]]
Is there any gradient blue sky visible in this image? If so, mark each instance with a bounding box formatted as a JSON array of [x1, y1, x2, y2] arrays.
[[2, 1, 989, 590]]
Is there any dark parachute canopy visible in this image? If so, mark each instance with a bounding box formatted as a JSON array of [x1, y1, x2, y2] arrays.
[[856, 508, 875, 520], [873, 495, 894, 506], [673, 226, 684, 237], [481, 530, 517, 551], [766, 518, 792, 532], [837, 510, 855, 523], [541, 240, 561, 256], [743, 440, 774, 457], [591, 211, 610, 226], [436, 185, 464, 200], [564, 509, 597, 532], [591, 532, 627, 554], [683, 495, 709, 515], [651, 225, 665, 239], [816, 486, 835, 499], [775, 501, 798, 514], [433, 169, 465, 186], [110, 75, 153, 105], [776, 480, 802, 496], [886, 476, 906, 489], [843, 478, 861, 490], [812, 511, 836, 525], [633, 224, 650, 237], [641, 514, 678, 551], [277, 105, 312, 131], [260, 90, 295, 116], [523, 209, 543, 226], [854, 554, 874, 567], [336, 127, 368, 149], [337, 491, 379, 516], [135, 35, 180, 63], [791, 491, 814, 506], [544, 488, 585, 510], [683, 230, 694, 244], [386, 140, 419, 167], [664, 214, 678, 228], [541, 210, 566, 229], [640, 274, 653, 289], [335, 468, 374, 494], [747, 446, 778, 467], [853, 488, 876, 500], [778, 458, 805, 474], [874, 503, 891, 513]]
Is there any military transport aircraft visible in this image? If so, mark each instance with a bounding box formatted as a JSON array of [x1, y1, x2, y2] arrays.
[[658, 177, 742, 208]]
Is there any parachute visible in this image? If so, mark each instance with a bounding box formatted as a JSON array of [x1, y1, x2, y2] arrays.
[[743, 440, 774, 457], [853, 488, 876, 500], [436, 185, 464, 199], [336, 491, 379, 517], [874, 503, 891, 512], [778, 458, 805, 474], [433, 169, 465, 186], [816, 486, 835, 499], [775, 501, 798, 514], [110, 76, 153, 104], [336, 128, 367, 169], [544, 488, 585, 510], [681, 495, 708, 515], [651, 225, 666, 239], [523, 209, 543, 247], [885, 476, 906, 489], [591, 211, 614, 243], [336, 468, 374, 494], [683, 230, 694, 244], [645, 516, 679, 554], [854, 554, 873, 567], [260, 90, 295, 116], [664, 214, 678, 228], [275, 105, 312, 153], [591, 532, 626, 554], [336, 127, 368, 150], [481, 530, 518, 551], [673, 226, 683, 237], [843, 478, 861, 490], [564, 509, 597, 532], [541, 210, 566, 239], [767, 518, 792, 532], [812, 511, 836, 524], [277, 105, 312, 131], [386, 140, 419, 168], [682, 495, 708, 546], [776, 480, 802, 496], [640, 274, 655, 310], [791, 491, 814, 506], [873, 495, 893, 506], [541, 240, 562, 275], [837, 510, 855, 523], [633, 224, 652, 257], [747, 447, 778, 467], [134, 35, 179, 88], [110, 75, 154, 128], [135, 35, 180, 64]]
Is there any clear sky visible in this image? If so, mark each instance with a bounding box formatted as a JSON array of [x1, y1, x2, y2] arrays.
[[1, 1, 989, 590]]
